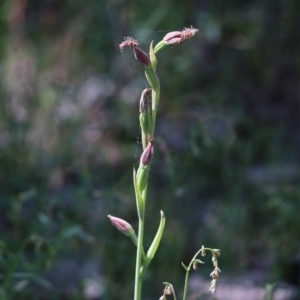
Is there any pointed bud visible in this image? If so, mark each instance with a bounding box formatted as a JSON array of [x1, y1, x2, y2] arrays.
[[107, 215, 135, 237], [163, 31, 182, 45], [140, 138, 154, 167], [140, 88, 152, 113], [133, 47, 151, 67], [119, 37, 152, 69]]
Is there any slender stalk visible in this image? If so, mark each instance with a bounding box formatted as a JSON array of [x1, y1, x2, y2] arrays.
[[134, 216, 145, 300], [134, 71, 160, 300], [182, 269, 190, 300], [182, 247, 213, 300], [134, 182, 149, 300]]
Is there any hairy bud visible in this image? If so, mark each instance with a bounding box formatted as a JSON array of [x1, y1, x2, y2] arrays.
[[163, 27, 199, 45], [154, 26, 199, 54]]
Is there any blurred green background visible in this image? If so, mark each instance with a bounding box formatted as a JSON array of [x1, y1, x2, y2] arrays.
[[0, 0, 300, 299]]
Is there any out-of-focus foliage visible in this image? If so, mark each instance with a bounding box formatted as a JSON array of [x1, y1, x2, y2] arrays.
[[0, 0, 300, 299]]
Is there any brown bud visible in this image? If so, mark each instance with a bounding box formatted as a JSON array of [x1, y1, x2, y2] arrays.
[[133, 47, 151, 67], [140, 138, 154, 166]]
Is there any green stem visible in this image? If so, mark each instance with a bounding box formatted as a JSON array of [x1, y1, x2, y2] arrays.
[[134, 216, 145, 300], [134, 186, 148, 300], [134, 60, 160, 300], [182, 269, 190, 300]]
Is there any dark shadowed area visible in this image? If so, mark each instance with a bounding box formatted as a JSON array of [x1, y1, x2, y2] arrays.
[[0, 0, 300, 299]]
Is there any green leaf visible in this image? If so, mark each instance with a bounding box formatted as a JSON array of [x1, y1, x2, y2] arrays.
[[149, 41, 157, 70], [141, 211, 165, 275], [194, 259, 205, 264], [181, 262, 188, 271], [145, 67, 159, 90], [133, 168, 145, 219], [154, 40, 167, 54]]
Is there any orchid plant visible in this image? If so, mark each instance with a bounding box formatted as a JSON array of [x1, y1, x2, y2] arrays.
[[108, 27, 221, 300]]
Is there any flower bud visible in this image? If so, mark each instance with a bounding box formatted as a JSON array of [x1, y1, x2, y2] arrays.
[[119, 37, 153, 70], [140, 138, 154, 167], [136, 138, 155, 191], [140, 88, 152, 114], [213, 250, 220, 257], [133, 47, 151, 67], [154, 26, 198, 54], [192, 258, 204, 270], [107, 215, 135, 237], [163, 27, 198, 45], [163, 31, 182, 45], [162, 285, 173, 300]]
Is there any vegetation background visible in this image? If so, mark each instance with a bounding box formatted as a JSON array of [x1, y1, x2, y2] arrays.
[[0, 0, 299, 299]]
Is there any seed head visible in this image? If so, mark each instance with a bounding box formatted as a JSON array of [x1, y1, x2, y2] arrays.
[[209, 279, 218, 293]]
